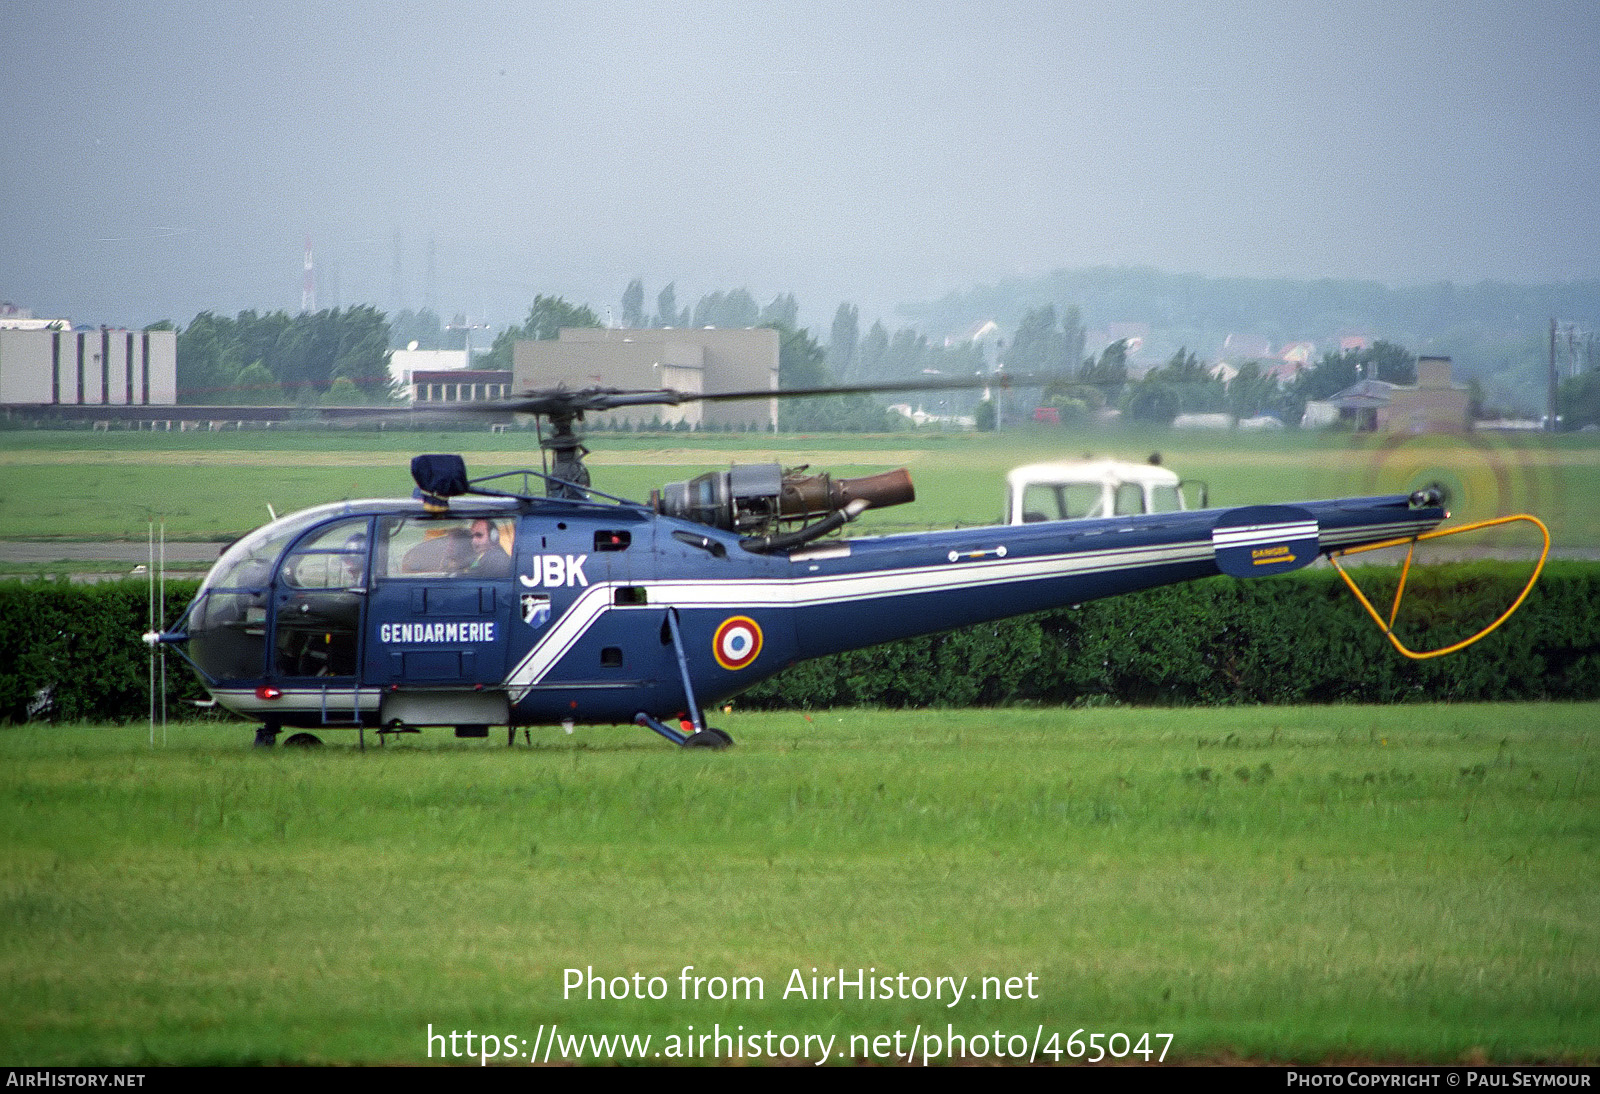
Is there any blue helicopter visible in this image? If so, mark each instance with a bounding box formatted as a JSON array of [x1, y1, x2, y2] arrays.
[[147, 380, 1468, 749]]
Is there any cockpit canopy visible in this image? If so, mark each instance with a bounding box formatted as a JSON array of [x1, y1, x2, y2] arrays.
[[181, 499, 519, 683]]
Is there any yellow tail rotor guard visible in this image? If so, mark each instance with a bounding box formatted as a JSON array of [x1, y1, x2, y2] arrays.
[[1326, 514, 1550, 660]]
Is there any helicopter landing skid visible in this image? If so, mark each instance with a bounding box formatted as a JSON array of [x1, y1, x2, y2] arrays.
[[634, 713, 732, 750], [649, 607, 734, 749], [635, 711, 688, 746]]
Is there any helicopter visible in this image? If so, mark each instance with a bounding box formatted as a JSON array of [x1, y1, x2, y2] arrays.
[[144, 375, 1539, 750]]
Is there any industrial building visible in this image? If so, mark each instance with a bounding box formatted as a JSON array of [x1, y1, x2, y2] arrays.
[[0, 325, 177, 408], [388, 348, 512, 404], [514, 327, 778, 430]]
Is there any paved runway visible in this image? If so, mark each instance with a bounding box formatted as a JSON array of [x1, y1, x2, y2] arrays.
[[0, 541, 226, 564]]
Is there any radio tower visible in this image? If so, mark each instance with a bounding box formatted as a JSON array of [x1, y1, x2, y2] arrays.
[[301, 235, 317, 313]]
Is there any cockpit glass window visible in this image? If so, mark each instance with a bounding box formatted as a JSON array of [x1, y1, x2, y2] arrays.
[[205, 509, 328, 591], [379, 516, 514, 579], [279, 518, 370, 590]]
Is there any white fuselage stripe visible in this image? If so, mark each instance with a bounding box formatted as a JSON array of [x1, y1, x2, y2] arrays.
[[505, 533, 1218, 696], [1213, 520, 1318, 547], [505, 514, 1439, 698]]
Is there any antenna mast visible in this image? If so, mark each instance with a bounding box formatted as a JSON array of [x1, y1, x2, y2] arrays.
[[302, 235, 317, 313]]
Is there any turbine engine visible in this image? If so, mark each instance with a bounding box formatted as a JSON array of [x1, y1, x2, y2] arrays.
[[652, 463, 915, 536]]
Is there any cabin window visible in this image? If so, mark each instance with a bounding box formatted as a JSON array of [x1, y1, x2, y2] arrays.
[[1018, 484, 1052, 523], [379, 516, 514, 579], [595, 530, 631, 552], [185, 592, 269, 681], [275, 517, 369, 677], [1149, 485, 1183, 513], [1021, 483, 1105, 522], [280, 518, 370, 590], [1114, 483, 1144, 516], [600, 647, 624, 667], [207, 513, 324, 591], [186, 511, 340, 682], [614, 586, 648, 605]]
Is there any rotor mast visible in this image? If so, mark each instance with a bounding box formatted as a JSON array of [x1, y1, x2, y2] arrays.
[[539, 409, 591, 498]]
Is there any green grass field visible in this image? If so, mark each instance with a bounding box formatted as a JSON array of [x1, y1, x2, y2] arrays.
[[1, 426, 1595, 551], [3, 705, 1596, 1065]]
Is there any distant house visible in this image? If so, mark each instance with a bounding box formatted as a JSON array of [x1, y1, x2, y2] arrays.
[[1383, 356, 1471, 432], [1279, 342, 1316, 367], [1263, 358, 1307, 385], [1216, 338, 1314, 387], [1263, 358, 1307, 386], [1311, 378, 1397, 431], [1100, 322, 1149, 363], [943, 319, 1004, 368], [1305, 356, 1470, 432]]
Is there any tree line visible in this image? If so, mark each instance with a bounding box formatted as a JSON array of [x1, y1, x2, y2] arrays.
[[1003, 302, 1422, 428], [162, 282, 1597, 430], [902, 265, 1600, 419], [174, 306, 393, 405]]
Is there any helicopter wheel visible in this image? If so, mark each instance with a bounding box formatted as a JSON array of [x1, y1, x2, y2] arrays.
[[682, 729, 732, 750], [253, 725, 279, 748], [283, 732, 323, 748]]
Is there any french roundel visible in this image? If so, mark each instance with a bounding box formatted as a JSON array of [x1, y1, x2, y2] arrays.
[[712, 616, 763, 671]]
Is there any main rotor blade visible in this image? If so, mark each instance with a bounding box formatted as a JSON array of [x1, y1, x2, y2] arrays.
[[689, 370, 1066, 404], [483, 387, 687, 417], [482, 370, 1070, 416]]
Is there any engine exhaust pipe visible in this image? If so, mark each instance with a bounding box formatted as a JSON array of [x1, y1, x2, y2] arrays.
[[780, 468, 914, 520]]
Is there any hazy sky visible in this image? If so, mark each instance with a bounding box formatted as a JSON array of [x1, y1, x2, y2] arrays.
[[3, 0, 1597, 331]]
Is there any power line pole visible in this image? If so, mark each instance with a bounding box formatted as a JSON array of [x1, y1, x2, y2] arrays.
[[301, 235, 317, 314], [1548, 317, 1558, 432]]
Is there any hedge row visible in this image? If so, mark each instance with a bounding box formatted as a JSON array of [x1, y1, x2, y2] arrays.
[[741, 561, 1600, 708], [2, 563, 1595, 724], [0, 581, 209, 723]]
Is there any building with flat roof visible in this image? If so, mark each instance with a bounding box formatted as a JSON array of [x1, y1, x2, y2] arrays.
[[386, 348, 513, 403], [409, 368, 513, 404], [514, 327, 778, 430], [0, 327, 176, 407]]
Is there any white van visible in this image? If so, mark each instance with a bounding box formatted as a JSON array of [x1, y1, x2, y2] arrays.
[[1004, 459, 1208, 525]]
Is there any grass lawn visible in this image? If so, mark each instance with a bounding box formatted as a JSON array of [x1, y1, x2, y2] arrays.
[[2, 704, 1595, 1065], [0, 426, 1594, 551]]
